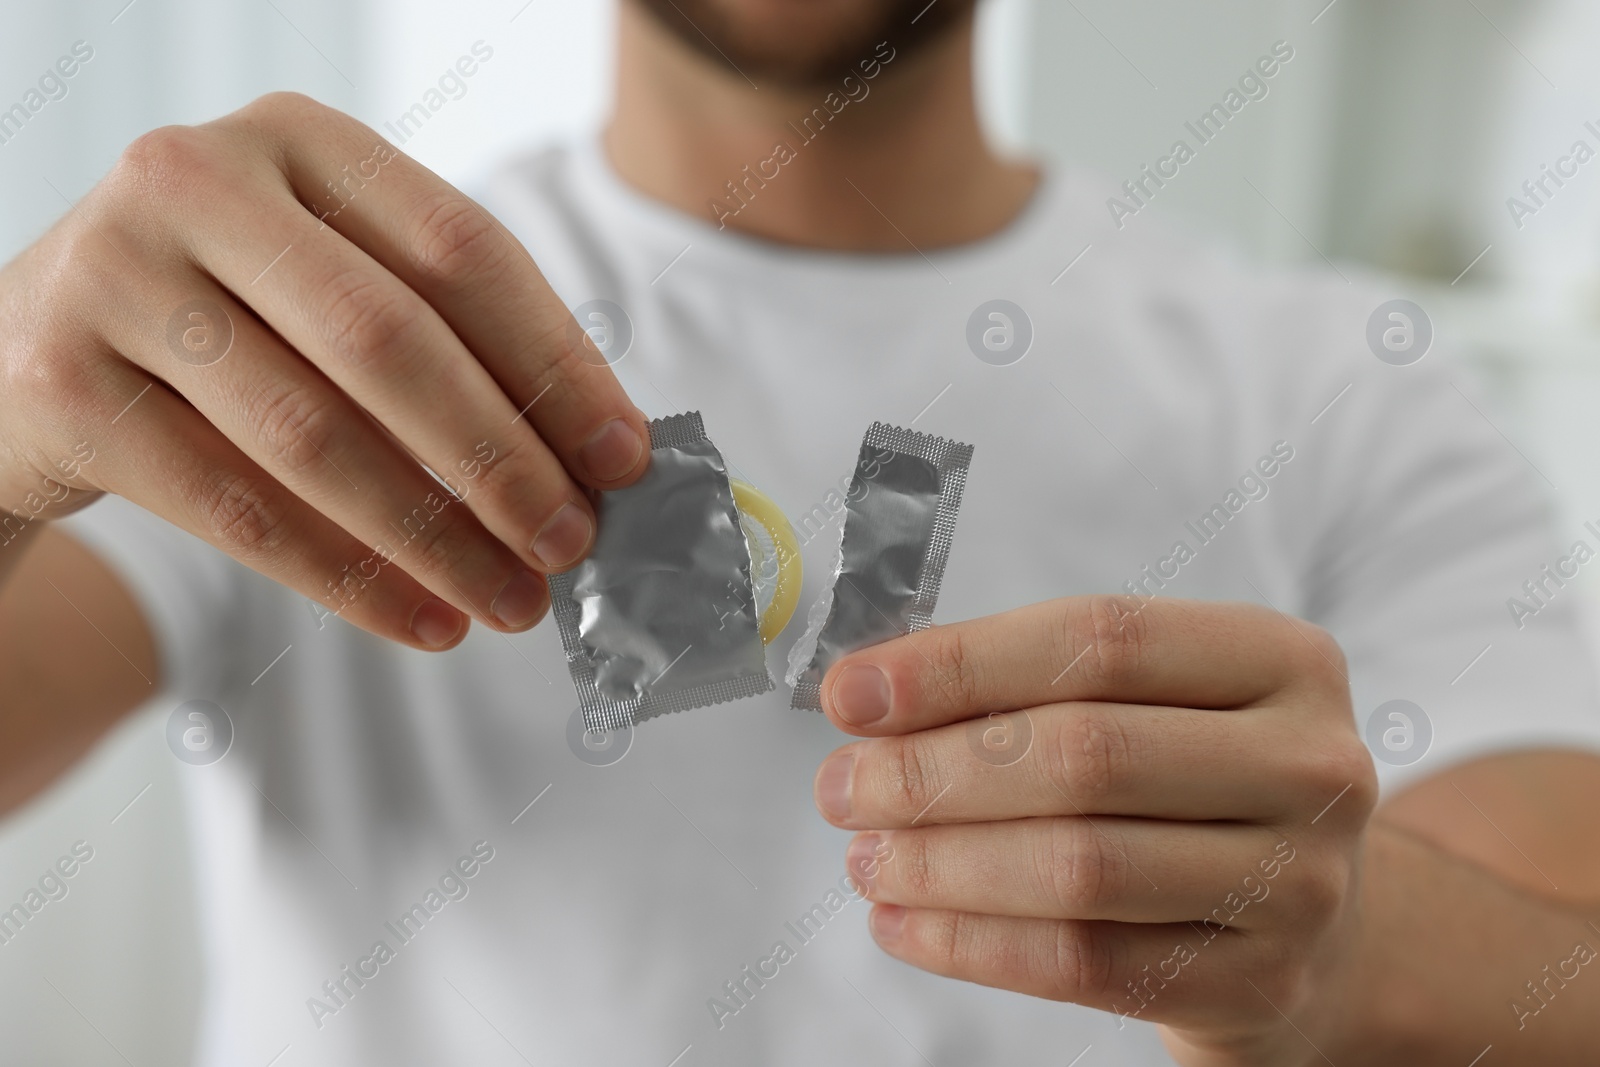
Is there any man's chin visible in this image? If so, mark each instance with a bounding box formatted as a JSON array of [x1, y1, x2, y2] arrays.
[[630, 0, 976, 88]]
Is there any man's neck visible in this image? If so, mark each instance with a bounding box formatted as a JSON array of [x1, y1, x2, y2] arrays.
[[604, 6, 1038, 252]]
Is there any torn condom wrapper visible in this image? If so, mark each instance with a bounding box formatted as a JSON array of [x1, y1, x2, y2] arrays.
[[786, 423, 974, 710], [549, 412, 772, 732]]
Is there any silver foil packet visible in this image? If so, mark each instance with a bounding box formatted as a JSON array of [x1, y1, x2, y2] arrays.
[[549, 412, 772, 731], [787, 423, 975, 709]]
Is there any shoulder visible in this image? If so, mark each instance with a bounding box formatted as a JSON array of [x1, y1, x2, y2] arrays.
[[1053, 164, 1432, 414], [468, 141, 580, 218]]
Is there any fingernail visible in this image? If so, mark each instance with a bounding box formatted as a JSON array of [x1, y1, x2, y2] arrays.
[[411, 598, 464, 649], [815, 751, 854, 822], [491, 570, 548, 629], [846, 832, 882, 887], [871, 904, 907, 944], [531, 502, 593, 569], [832, 664, 891, 726], [580, 418, 644, 482]]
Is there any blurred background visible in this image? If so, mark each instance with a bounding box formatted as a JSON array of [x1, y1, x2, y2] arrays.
[[3, 0, 1599, 1061]]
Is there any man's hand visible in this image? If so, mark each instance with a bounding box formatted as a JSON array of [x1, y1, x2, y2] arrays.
[[811, 597, 1378, 1066], [0, 92, 650, 651]]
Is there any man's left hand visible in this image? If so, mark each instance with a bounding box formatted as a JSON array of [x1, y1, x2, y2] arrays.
[[812, 596, 1378, 1066]]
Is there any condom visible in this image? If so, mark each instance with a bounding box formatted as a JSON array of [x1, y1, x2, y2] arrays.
[[731, 480, 803, 644], [787, 423, 975, 710], [549, 412, 776, 731]]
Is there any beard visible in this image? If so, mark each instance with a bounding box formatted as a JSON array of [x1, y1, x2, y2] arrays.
[[629, 0, 977, 88]]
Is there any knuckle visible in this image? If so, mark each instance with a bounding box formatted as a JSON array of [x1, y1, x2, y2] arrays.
[[5, 339, 92, 412], [941, 910, 1009, 980], [884, 734, 940, 819], [1330, 736, 1378, 800], [0, 348, 37, 412], [198, 471, 290, 560], [525, 361, 586, 416], [112, 125, 220, 197], [1040, 819, 1122, 914], [1293, 861, 1348, 926], [926, 625, 982, 712], [524, 310, 638, 429], [228, 93, 336, 155], [1082, 594, 1149, 691], [1048, 921, 1117, 1002], [409, 195, 507, 290], [0, 361, 105, 494], [1295, 621, 1349, 686], [534, 315, 612, 392], [1297, 735, 1377, 828], [395, 500, 476, 581], [250, 386, 342, 478], [53, 219, 127, 297], [1051, 708, 1134, 808], [241, 90, 324, 124], [458, 432, 548, 519], [895, 831, 939, 902], [320, 269, 421, 373], [921, 908, 966, 971], [1348, 748, 1381, 816]]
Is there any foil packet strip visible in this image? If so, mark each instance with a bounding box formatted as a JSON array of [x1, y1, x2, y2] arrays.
[[549, 411, 772, 732], [787, 423, 975, 710]]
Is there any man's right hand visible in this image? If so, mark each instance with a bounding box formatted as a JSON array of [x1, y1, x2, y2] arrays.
[[0, 92, 650, 651]]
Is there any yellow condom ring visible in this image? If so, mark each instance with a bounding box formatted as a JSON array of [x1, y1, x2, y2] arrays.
[[731, 480, 803, 644]]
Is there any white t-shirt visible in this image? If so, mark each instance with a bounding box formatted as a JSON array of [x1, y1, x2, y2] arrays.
[[62, 138, 1600, 1066]]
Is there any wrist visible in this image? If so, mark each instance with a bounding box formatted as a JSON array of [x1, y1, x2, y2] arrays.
[[1321, 822, 1478, 1063]]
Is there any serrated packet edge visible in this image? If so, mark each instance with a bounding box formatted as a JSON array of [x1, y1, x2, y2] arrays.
[[549, 410, 773, 732], [789, 422, 974, 710]]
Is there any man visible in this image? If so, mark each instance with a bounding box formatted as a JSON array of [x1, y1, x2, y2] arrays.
[[3, 0, 1600, 1063]]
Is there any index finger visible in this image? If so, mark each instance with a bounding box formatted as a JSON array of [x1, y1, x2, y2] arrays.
[[240, 94, 651, 490], [819, 596, 1343, 734]]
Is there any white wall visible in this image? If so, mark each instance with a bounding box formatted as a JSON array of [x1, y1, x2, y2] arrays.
[[353, 0, 615, 188], [1016, 0, 1600, 584]]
